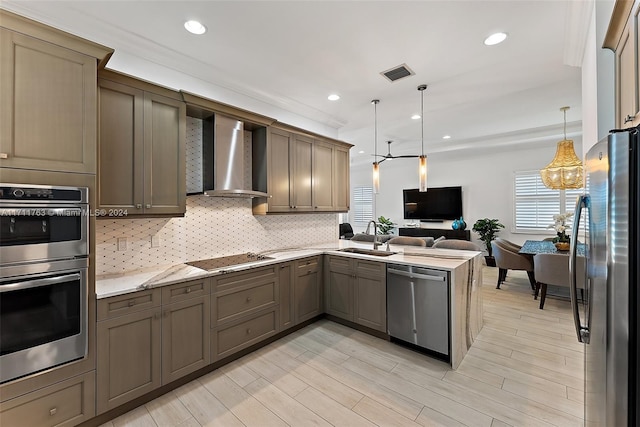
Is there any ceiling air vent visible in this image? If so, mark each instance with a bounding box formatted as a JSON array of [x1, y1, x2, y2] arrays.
[[380, 64, 415, 82]]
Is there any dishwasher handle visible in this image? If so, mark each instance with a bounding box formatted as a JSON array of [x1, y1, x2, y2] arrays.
[[387, 268, 446, 282]]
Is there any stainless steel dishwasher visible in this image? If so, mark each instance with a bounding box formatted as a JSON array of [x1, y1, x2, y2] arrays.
[[387, 264, 450, 357]]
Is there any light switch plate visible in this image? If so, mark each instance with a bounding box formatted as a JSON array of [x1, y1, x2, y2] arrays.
[[151, 235, 161, 248]]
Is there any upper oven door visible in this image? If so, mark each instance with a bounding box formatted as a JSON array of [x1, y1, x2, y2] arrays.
[[0, 206, 88, 264]]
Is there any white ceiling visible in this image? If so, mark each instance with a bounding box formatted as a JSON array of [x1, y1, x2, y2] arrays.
[[2, 1, 585, 165]]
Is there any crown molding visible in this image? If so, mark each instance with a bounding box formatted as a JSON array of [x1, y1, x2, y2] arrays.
[[564, 0, 594, 66]]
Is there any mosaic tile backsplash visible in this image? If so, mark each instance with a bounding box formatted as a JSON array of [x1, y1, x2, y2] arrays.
[[96, 196, 339, 275]]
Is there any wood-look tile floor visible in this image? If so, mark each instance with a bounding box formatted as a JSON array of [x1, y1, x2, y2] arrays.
[[101, 267, 584, 427]]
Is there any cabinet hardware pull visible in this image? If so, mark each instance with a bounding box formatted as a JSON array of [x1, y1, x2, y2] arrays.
[[128, 300, 135, 307], [154, 312, 160, 320], [185, 287, 191, 293], [0, 153, 8, 159], [164, 310, 169, 318], [146, 204, 151, 209], [49, 408, 57, 416], [246, 328, 251, 334], [625, 114, 636, 123], [246, 296, 252, 302], [136, 204, 142, 209]]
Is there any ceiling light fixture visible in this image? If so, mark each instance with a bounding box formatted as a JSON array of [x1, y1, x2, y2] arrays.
[[372, 99, 380, 194], [184, 20, 206, 35], [540, 106, 584, 189], [358, 150, 365, 154], [484, 32, 507, 46], [411, 114, 421, 120], [443, 135, 451, 139], [328, 94, 340, 101], [418, 84, 428, 192]]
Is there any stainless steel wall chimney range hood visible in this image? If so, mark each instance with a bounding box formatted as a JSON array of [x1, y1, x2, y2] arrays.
[[203, 115, 268, 198]]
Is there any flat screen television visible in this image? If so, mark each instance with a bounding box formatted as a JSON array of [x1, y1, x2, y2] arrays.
[[403, 186, 463, 221]]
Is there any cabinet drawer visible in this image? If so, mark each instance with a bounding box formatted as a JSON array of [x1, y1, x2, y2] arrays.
[[296, 256, 320, 272], [212, 309, 277, 360], [162, 278, 210, 304], [212, 281, 277, 326], [213, 266, 276, 293], [327, 255, 352, 273], [97, 288, 161, 321], [0, 371, 95, 427]]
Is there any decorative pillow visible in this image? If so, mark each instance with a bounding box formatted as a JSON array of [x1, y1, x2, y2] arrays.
[[421, 237, 435, 247], [350, 234, 392, 243]]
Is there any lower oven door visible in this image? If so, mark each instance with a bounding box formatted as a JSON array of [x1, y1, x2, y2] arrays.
[[0, 259, 88, 384]]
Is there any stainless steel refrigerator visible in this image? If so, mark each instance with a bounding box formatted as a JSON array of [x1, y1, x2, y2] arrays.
[[571, 125, 639, 426]]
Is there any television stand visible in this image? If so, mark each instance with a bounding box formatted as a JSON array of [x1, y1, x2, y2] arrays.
[[399, 227, 471, 241]]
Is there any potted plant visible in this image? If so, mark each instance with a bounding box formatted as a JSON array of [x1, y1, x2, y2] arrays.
[[472, 218, 504, 267], [377, 216, 395, 235]]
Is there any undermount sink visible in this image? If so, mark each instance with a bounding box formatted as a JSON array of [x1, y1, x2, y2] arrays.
[[338, 248, 397, 257]]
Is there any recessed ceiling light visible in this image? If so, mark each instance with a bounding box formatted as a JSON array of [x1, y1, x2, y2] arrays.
[[328, 94, 340, 101], [411, 114, 421, 120], [443, 135, 451, 139], [484, 32, 507, 46], [358, 150, 365, 154], [184, 20, 206, 35]]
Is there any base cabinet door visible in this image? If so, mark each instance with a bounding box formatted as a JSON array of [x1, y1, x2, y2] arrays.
[[0, 371, 95, 427], [278, 262, 295, 330], [161, 296, 210, 384], [325, 256, 354, 321], [294, 257, 322, 323], [96, 307, 162, 414], [354, 261, 386, 332]]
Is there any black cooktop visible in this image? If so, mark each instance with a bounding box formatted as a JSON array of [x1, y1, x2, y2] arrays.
[[185, 253, 273, 271]]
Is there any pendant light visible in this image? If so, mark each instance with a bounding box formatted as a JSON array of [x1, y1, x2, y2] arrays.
[[418, 84, 428, 192], [540, 106, 584, 189], [372, 99, 380, 194]]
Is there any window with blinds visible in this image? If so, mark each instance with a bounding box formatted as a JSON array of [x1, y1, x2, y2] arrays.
[[514, 171, 583, 233], [353, 186, 374, 224]]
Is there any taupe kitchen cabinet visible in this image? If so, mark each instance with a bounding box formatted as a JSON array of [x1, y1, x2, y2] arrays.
[[0, 11, 112, 174], [325, 255, 387, 332], [605, 0, 640, 128], [160, 279, 210, 384], [96, 279, 209, 413], [211, 265, 279, 360], [96, 289, 162, 414], [0, 371, 95, 427], [253, 125, 352, 214], [278, 261, 295, 330], [98, 70, 186, 216], [294, 256, 323, 323], [333, 144, 351, 211], [325, 255, 355, 321]]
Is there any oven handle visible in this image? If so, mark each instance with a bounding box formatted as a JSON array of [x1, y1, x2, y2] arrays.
[[0, 273, 81, 293]]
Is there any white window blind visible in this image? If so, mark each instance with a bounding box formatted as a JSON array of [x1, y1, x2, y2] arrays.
[[514, 171, 583, 233], [353, 186, 374, 223]]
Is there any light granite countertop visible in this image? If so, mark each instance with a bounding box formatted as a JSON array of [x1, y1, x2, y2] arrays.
[[96, 240, 480, 299]]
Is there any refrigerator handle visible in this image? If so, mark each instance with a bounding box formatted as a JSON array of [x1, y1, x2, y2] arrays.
[[570, 194, 590, 344]]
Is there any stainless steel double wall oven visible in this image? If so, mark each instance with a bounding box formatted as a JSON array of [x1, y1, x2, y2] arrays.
[[0, 184, 89, 383]]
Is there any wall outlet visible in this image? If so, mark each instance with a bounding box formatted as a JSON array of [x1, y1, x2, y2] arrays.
[[151, 235, 162, 248], [117, 237, 127, 251]]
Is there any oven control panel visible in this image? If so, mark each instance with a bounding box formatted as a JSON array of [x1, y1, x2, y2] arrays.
[[0, 185, 87, 203]]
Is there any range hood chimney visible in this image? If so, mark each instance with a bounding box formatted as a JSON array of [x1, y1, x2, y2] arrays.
[[203, 115, 269, 198]]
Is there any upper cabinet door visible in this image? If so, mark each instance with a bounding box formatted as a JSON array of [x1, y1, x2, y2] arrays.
[[312, 140, 334, 211], [267, 128, 293, 212], [0, 29, 98, 173], [143, 92, 186, 215], [98, 79, 145, 212], [333, 145, 350, 212], [291, 134, 314, 211]]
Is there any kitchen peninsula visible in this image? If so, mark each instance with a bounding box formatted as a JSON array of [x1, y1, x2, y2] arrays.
[[96, 240, 482, 380]]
